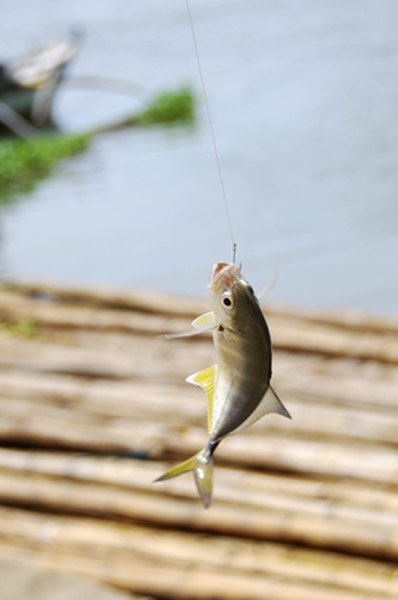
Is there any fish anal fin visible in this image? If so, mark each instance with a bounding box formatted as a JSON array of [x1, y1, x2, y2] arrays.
[[266, 385, 292, 419], [186, 365, 217, 433], [233, 384, 291, 435]]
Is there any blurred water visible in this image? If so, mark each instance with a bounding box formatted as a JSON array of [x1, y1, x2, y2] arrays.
[[0, 0, 397, 315]]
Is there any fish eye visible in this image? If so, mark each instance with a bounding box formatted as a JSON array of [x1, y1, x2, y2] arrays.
[[247, 285, 254, 295], [221, 291, 233, 309]]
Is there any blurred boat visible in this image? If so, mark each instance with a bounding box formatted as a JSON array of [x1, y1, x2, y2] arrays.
[[0, 34, 81, 131]]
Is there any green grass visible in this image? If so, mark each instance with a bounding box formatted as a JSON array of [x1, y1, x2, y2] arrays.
[[0, 133, 90, 203], [133, 87, 195, 126]]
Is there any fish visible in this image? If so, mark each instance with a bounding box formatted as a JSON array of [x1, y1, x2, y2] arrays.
[[155, 261, 291, 507]]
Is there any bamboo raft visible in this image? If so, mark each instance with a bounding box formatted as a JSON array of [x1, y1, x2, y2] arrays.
[[0, 280, 398, 599]]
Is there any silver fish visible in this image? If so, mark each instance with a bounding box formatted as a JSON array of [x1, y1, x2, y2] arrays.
[[155, 261, 291, 507]]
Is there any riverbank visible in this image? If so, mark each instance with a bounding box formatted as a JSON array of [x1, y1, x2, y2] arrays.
[[0, 281, 397, 598]]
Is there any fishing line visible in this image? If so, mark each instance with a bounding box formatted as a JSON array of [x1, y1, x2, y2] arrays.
[[184, 0, 237, 264]]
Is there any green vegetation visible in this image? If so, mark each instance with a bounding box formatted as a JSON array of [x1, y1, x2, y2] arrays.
[[133, 87, 195, 126], [0, 86, 196, 203], [0, 133, 90, 202], [0, 318, 38, 339]]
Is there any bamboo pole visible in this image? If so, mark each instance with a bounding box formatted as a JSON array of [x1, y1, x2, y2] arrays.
[[1, 287, 397, 363], [0, 290, 190, 336], [1, 329, 398, 413], [0, 506, 397, 599], [1, 338, 397, 426], [2, 449, 398, 515], [0, 554, 146, 600], [2, 374, 398, 482], [266, 304, 398, 335], [0, 544, 375, 600], [4, 280, 398, 334], [1, 282, 398, 598], [0, 283, 207, 319], [2, 377, 398, 482], [1, 454, 398, 560], [0, 335, 198, 381], [1, 371, 398, 448], [1, 356, 397, 416], [270, 318, 398, 363], [1, 401, 398, 484]]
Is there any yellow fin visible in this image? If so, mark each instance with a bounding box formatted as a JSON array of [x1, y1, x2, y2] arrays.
[[165, 311, 217, 340], [154, 454, 198, 481], [186, 365, 217, 433], [154, 449, 214, 508], [192, 311, 217, 330]]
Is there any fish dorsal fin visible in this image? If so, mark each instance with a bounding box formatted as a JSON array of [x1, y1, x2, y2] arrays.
[[186, 365, 217, 433], [233, 384, 291, 435], [165, 311, 217, 340]]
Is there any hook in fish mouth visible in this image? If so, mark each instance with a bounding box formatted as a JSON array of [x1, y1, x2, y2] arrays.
[[210, 261, 240, 284]]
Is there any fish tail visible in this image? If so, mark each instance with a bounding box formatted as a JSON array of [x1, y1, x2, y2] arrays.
[[154, 448, 214, 508]]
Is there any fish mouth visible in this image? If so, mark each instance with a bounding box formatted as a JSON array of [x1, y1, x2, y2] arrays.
[[210, 262, 240, 285]]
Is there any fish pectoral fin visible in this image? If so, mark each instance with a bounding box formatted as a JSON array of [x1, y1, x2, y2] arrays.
[[165, 329, 206, 340], [186, 365, 217, 433], [233, 384, 291, 435], [192, 311, 217, 330], [165, 311, 217, 340]]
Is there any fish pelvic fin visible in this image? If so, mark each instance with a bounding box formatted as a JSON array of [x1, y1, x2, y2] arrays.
[[186, 365, 217, 433], [154, 448, 214, 509]]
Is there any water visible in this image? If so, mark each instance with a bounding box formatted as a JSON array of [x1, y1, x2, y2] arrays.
[[0, 0, 397, 315]]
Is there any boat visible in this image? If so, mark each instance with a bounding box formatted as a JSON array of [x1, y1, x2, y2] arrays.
[[0, 33, 81, 132]]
